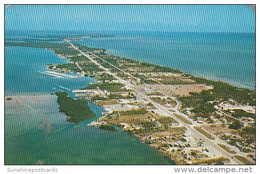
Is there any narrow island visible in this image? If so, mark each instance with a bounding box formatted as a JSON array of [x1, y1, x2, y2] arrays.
[[6, 38, 256, 165]]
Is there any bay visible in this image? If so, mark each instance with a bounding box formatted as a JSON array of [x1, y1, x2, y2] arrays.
[[4, 45, 173, 164]]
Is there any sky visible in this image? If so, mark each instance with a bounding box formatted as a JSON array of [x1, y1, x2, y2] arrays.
[[5, 5, 255, 33]]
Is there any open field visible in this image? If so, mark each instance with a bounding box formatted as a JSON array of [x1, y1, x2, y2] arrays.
[[96, 99, 118, 106], [146, 84, 213, 97]]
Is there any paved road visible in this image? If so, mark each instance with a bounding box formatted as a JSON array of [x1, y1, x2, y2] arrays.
[[64, 39, 254, 165]]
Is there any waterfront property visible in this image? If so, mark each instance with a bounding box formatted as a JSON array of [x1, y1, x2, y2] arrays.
[[4, 31, 255, 165]]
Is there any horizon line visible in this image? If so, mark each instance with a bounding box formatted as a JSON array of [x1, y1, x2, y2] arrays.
[[4, 30, 256, 34]]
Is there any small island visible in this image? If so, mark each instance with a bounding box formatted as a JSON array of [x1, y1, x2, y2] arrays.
[[55, 92, 95, 123], [99, 125, 117, 131]]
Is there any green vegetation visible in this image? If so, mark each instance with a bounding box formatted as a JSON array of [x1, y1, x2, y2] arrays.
[[138, 62, 182, 74], [141, 121, 157, 131], [7, 41, 256, 112], [47, 64, 54, 69], [194, 126, 215, 140], [239, 125, 256, 146], [180, 77, 255, 119], [190, 102, 216, 118], [150, 97, 167, 105], [49, 62, 103, 75], [55, 92, 95, 123], [149, 97, 177, 107], [99, 125, 117, 131], [227, 137, 254, 153], [231, 109, 255, 118], [240, 126, 255, 136], [73, 43, 106, 53], [5, 41, 103, 60], [108, 93, 135, 100], [54, 63, 81, 72], [228, 121, 242, 130], [5, 41, 79, 56], [136, 76, 157, 84], [192, 77, 255, 106], [97, 73, 116, 81], [157, 116, 176, 129], [81, 83, 127, 92], [95, 59, 119, 72], [80, 63, 103, 73], [7, 41, 255, 159], [67, 55, 87, 62]]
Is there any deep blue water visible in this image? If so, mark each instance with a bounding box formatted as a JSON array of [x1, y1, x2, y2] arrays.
[[74, 32, 255, 89]]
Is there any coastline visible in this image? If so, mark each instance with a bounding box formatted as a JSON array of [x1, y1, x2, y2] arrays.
[[5, 95, 174, 165], [4, 45, 175, 165], [5, 40, 255, 165], [5, 43, 255, 92], [103, 49, 256, 90], [76, 31, 255, 91]]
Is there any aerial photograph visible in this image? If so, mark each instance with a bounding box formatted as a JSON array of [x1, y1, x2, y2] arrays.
[[4, 5, 255, 165]]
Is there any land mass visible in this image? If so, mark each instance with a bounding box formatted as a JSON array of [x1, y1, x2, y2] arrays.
[[5, 38, 256, 165], [55, 92, 95, 123]]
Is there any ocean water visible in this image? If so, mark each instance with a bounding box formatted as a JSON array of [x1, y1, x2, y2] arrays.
[[5, 46, 96, 95], [5, 31, 255, 164], [75, 32, 255, 89], [4, 45, 173, 164]]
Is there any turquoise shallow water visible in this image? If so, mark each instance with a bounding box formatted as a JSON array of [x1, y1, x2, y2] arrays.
[[5, 95, 173, 164], [4, 46, 173, 164], [75, 32, 255, 89], [5, 46, 96, 95], [5, 31, 255, 164]]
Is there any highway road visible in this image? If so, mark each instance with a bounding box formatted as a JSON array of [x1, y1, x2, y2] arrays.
[[64, 39, 254, 165]]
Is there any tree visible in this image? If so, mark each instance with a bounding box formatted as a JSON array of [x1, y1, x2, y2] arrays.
[[229, 121, 241, 130]]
